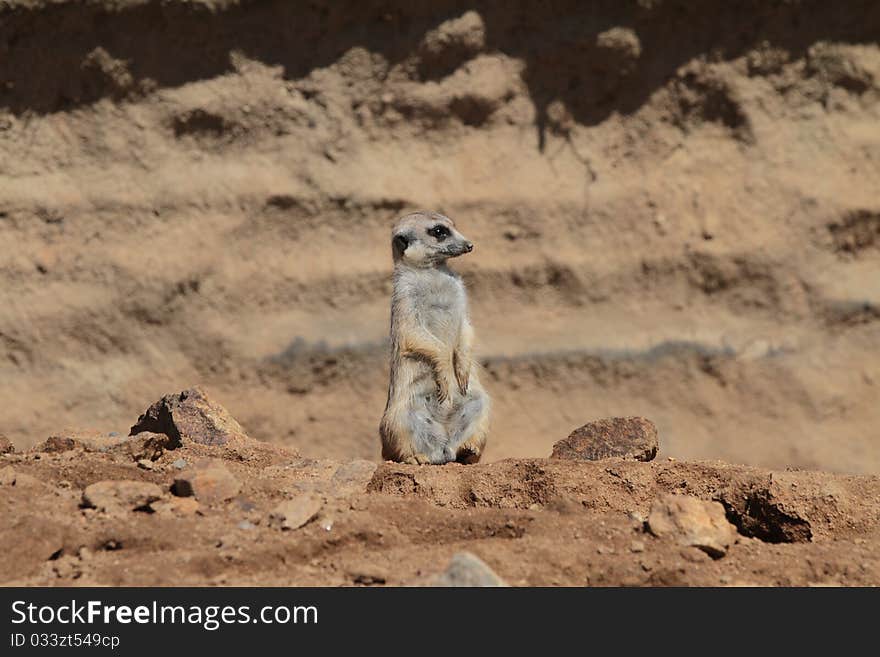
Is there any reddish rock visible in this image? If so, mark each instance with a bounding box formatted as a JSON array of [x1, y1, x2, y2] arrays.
[[172, 459, 240, 504], [33, 431, 123, 453], [647, 494, 737, 559], [82, 480, 163, 513], [129, 387, 246, 446], [31, 431, 176, 462], [34, 435, 81, 453], [268, 493, 323, 530], [551, 417, 659, 462]]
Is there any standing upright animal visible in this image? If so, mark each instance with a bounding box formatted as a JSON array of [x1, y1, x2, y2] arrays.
[[380, 211, 490, 464]]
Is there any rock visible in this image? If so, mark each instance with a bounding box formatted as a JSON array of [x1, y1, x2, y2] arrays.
[[595, 27, 642, 67], [0, 466, 42, 488], [329, 459, 377, 496], [349, 566, 388, 586], [130, 386, 247, 446], [82, 480, 163, 513], [172, 459, 240, 504], [33, 435, 81, 453], [150, 496, 200, 516], [419, 10, 486, 77], [0, 434, 14, 454], [172, 458, 188, 470], [268, 493, 323, 530], [425, 552, 507, 587], [30, 431, 176, 463], [551, 417, 658, 462], [0, 466, 16, 485], [119, 432, 177, 461], [647, 494, 737, 559]]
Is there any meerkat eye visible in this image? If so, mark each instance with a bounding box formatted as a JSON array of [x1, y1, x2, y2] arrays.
[[427, 225, 450, 240]]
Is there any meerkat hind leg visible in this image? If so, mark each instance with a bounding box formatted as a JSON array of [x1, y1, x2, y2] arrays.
[[407, 404, 454, 464], [446, 391, 489, 464]]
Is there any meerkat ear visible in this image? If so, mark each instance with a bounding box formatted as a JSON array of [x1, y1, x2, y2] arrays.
[[393, 234, 409, 259]]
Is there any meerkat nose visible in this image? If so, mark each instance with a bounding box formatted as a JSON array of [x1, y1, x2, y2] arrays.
[[464, 242, 474, 252]]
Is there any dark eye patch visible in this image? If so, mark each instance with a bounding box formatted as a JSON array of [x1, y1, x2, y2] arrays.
[[427, 225, 450, 240]]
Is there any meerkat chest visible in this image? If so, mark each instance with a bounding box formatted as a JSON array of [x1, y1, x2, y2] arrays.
[[397, 269, 467, 339]]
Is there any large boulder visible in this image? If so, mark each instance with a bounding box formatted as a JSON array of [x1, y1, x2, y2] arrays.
[[551, 417, 659, 462], [130, 387, 247, 446]]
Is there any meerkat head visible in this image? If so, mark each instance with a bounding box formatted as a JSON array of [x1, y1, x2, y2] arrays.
[[391, 211, 474, 267]]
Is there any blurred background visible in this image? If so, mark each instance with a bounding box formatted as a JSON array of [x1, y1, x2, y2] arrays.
[[0, 1, 878, 472]]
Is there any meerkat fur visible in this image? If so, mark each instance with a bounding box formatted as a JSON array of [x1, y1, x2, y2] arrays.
[[380, 211, 490, 465]]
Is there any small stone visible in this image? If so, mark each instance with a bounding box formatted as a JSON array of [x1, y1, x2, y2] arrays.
[[172, 459, 240, 505], [551, 417, 659, 462], [237, 520, 256, 531], [419, 11, 486, 70], [597, 545, 615, 555], [680, 546, 711, 563], [425, 552, 507, 587], [34, 435, 80, 453], [137, 459, 154, 470], [27, 431, 176, 461], [630, 540, 645, 553], [120, 432, 177, 461], [0, 465, 17, 485], [268, 493, 323, 530], [151, 497, 200, 516], [173, 458, 188, 470], [596, 27, 642, 62], [0, 434, 14, 454], [129, 386, 248, 446], [0, 466, 41, 488], [82, 480, 163, 513], [329, 459, 377, 496], [647, 494, 737, 559], [350, 566, 388, 586]]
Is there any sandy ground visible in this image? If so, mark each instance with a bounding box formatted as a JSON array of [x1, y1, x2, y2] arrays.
[[0, 1, 879, 585], [2, 422, 879, 587]]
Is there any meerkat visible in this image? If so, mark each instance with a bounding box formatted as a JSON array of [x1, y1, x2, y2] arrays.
[[379, 211, 490, 465]]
